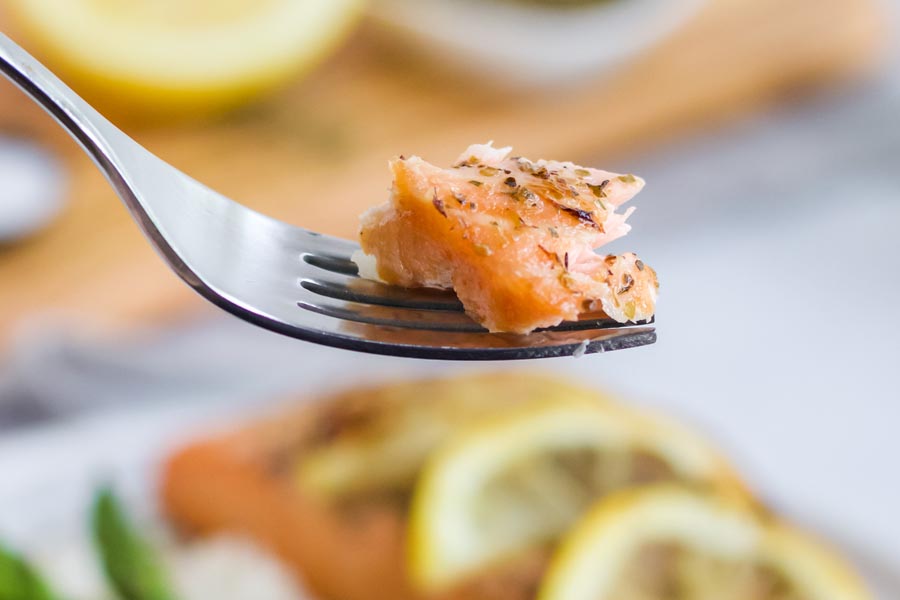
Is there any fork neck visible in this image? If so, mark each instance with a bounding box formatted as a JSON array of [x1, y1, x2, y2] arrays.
[[0, 33, 134, 186]]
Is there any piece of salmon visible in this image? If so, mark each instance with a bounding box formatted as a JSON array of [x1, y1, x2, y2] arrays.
[[356, 143, 658, 333], [162, 377, 549, 600]]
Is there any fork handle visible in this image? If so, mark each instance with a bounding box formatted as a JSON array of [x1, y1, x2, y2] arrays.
[[0, 33, 136, 192]]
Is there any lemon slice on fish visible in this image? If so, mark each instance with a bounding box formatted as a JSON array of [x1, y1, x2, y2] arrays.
[[5, 0, 365, 118], [296, 373, 605, 500], [407, 400, 744, 591], [539, 486, 870, 600]]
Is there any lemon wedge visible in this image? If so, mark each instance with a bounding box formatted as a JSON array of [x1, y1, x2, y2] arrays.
[[6, 0, 365, 117], [407, 400, 744, 591], [539, 486, 870, 600]]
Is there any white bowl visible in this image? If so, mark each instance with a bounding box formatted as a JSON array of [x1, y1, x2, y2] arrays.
[[369, 0, 708, 86], [0, 137, 66, 243]]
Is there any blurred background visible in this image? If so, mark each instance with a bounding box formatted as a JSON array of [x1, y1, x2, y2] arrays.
[[0, 0, 898, 596]]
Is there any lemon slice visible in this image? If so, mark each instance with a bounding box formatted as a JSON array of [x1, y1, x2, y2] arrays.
[[407, 400, 744, 591], [296, 373, 606, 500], [6, 0, 365, 117], [540, 486, 870, 600]]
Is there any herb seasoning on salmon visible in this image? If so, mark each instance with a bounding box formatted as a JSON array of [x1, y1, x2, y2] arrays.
[[355, 143, 658, 334]]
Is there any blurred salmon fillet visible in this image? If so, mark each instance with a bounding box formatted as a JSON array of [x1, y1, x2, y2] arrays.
[[162, 375, 552, 600], [161, 374, 743, 600], [356, 143, 658, 333]]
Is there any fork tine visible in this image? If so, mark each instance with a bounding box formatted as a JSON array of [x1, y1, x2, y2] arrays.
[[295, 230, 360, 260], [297, 289, 646, 334], [300, 252, 360, 276], [324, 322, 658, 360], [298, 272, 464, 311], [298, 300, 482, 332]]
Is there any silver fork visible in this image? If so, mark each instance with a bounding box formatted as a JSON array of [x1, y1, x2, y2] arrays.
[[0, 34, 655, 360]]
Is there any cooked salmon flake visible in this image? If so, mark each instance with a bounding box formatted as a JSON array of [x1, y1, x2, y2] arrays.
[[355, 143, 658, 333]]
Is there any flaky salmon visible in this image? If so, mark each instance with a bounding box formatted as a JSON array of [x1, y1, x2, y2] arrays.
[[356, 143, 658, 334]]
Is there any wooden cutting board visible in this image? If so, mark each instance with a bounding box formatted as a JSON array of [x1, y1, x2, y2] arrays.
[[0, 0, 883, 344]]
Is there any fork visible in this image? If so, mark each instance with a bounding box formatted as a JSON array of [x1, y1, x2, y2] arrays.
[[0, 34, 655, 360]]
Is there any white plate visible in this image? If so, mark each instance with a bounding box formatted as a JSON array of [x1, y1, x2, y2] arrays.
[[1, 401, 899, 599], [0, 399, 264, 545], [369, 0, 708, 86]]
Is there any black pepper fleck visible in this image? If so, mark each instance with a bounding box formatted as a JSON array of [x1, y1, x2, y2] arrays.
[[538, 245, 562, 267], [432, 194, 447, 218], [553, 202, 598, 228]]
